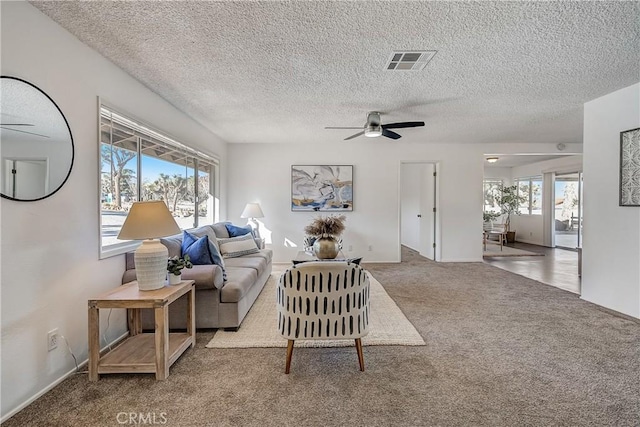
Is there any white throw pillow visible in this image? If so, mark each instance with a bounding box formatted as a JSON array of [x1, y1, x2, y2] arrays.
[[217, 233, 260, 258]]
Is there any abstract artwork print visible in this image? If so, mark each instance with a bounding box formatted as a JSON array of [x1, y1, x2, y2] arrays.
[[291, 165, 353, 211], [620, 127, 640, 206]]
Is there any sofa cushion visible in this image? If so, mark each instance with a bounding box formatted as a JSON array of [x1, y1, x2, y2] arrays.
[[220, 267, 258, 303], [122, 264, 223, 290], [243, 249, 273, 264], [160, 234, 183, 258], [207, 240, 227, 281], [212, 222, 231, 239], [223, 256, 267, 276], [190, 225, 220, 250], [182, 264, 224, 290], [182, 232, 213, 265], [188, 225, 227, 280], [218, 234, 260, 258], [225, 223, 253, 237]]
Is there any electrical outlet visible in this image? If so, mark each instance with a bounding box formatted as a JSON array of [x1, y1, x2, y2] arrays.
[[368, 245, 373, 251], [47, 329, 59, 351]]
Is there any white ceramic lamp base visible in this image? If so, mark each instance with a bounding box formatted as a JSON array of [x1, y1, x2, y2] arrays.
[[134, 239, 169, 291]]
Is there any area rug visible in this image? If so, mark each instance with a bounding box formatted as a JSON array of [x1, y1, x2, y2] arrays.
[[483, 244, 545, 257], [206, 273, 425, 348]]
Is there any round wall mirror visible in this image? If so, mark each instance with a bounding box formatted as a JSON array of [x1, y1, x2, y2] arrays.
[[0, 76, 74, 201]]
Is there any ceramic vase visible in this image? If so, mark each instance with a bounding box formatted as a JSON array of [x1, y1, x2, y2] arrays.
[[313, 235, 339, 259]]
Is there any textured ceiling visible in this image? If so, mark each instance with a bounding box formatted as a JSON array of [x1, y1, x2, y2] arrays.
[[31, 1, 639, 145]]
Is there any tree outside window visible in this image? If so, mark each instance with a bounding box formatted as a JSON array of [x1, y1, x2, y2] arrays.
[[100, 107, 218, 256], [515, 176, 543, 215]]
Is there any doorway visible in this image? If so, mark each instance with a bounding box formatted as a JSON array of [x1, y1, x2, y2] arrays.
[[400, 162, 438, 260], [554, 172, 583, 249]]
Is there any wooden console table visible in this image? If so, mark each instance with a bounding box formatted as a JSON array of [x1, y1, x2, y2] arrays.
[[88, 280, 195, 381]]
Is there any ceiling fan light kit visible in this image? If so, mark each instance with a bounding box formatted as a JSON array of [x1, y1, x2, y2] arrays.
[[326, 111, 425, 141]]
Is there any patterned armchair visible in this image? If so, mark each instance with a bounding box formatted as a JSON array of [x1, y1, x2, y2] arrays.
[[276, 261, 370, 373]]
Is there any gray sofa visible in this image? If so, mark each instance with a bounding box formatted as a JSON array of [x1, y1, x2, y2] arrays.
[[122, 222, 272, 330]]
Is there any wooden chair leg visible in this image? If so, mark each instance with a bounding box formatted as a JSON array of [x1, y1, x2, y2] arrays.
[[285, 340, 294, 374], [355, 338, 365, 371]]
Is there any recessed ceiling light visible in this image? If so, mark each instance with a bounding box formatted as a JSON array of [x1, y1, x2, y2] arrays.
[[486, 157, 499, 163]]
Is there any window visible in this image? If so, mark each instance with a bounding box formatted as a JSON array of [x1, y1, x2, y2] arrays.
[[515, 176, 542, 215], [100, 106, 219, 257], [483, 179, 503, 214]]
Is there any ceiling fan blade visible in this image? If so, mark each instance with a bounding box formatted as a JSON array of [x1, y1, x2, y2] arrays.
[[344, 131, 365, 140], [382, 121, 425, 129], [325, 126, 363, 129], [0, 126, 50, 138], [382, 129, 402, 140]]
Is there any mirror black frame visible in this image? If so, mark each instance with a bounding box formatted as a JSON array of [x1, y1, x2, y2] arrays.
[[0, 76, 74, 202]]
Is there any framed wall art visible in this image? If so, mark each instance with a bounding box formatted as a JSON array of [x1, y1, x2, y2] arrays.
[[620, 127, 640, 206], [291, 165, 353, 211]]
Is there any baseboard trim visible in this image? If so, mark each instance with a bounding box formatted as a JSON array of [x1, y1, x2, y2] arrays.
[[579, 296, 640, 322], [1, 331, 129, 424]]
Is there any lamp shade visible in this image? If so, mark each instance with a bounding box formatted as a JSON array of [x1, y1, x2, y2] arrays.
[[240, 202, 264, 219], [117, 200, 180, 240], [117, 201, 180, 291]]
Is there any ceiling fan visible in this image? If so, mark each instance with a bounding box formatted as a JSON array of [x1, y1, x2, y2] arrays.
[[0, 123, 49, 138], [325, 111, 425, 140]]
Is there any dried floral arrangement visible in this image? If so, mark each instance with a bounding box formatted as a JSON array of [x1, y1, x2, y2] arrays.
[[304, 214, 346, 237]]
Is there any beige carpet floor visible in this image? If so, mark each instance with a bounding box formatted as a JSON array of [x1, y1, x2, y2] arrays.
[[4, 247, 639, 427], [206, 274, 425, 348]]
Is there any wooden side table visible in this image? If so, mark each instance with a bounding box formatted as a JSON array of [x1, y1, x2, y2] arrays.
[[88, 280, 195, 381]]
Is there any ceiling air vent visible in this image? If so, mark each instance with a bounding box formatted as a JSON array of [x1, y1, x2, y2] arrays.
[[385, 51, 437, 71]]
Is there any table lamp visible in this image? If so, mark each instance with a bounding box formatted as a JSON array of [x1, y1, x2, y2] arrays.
[[117, 200, 181, 291], [240, 202, 264, 239]]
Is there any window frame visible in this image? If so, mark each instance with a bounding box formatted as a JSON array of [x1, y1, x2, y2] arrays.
[[98, 101, 220, 259], [515, 176, 542, 215], [483, 178, 503, 214]]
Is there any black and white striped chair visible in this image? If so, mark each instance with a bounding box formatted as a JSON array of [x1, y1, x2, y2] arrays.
[[276, 261, 370, 374]]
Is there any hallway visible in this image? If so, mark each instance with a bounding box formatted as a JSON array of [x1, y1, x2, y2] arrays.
[[483, 243, 581, 294]]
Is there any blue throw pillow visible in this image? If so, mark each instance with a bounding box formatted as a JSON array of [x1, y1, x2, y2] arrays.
[[181, 231, 213, 265], [225, 223, 253, 237], [207, 240, 227, 282]]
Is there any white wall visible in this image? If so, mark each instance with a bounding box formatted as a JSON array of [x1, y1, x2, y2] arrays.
[[512, 155, 583, 178], [229, 141, 492, 264], [0, 2, 227, 420], [582, 83, 640, 318], [228, 141, 579, 264], [483, 167, 512, 186]]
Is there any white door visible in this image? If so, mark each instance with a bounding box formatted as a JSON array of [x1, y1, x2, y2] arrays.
[[3, 159, 48, 199], [400, 163, 436, 260], [418, 163, 436, 259]]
